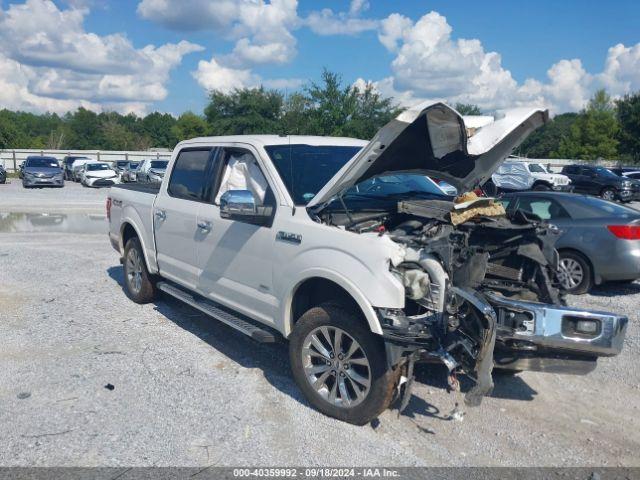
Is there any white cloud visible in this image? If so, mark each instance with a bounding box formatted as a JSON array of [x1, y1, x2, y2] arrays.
[[192, 57, 260, 92], [305, 0, 377, 36], [372, 10, 640, 114], [0, 0, 202, 114], [138, 0, 298, 66], [192, 55, 304, 93]]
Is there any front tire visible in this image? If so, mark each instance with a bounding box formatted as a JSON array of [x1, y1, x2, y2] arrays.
[[289, 304, 398, 425], [123, 237, 157, 303], [558, 251, 593, 295], [601, 187, 616, 202]]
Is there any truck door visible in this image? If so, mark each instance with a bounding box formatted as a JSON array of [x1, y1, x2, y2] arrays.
[[196, 145, 278, 326], [153, 147, 214, 289]]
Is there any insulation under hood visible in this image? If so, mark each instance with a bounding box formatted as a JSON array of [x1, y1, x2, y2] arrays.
[[307, 102, 549, 208]]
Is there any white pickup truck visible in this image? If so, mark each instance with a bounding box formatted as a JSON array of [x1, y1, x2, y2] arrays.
[[107, 102, 627, 425]]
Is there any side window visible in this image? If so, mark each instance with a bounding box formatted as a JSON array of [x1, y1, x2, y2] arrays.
[[517, 197, 570, 220], [168, 148, 212, 201], [564, 166, 577, 175], [214, 148, 271, 206]]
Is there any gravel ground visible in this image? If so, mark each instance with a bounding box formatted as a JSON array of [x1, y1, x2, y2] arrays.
[[1, 181, 639, 466]]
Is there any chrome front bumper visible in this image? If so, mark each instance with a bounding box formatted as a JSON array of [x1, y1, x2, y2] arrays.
[[485, 292, 628, 357]]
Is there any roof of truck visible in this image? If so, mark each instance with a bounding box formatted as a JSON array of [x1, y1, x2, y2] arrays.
[[178, 135, 369, 148]]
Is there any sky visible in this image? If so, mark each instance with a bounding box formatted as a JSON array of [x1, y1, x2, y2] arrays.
[[0, 0, 639, 117]]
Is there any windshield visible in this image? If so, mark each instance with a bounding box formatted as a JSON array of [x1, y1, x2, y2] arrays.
[[26, 157, 59, 168], [528, 163, 548, 173], [594, 166, 619, 178], [150, 161, 168, 169], [128, 162, 140, 169], [116, 161, 129, 167], [265, 144, 363, 205], [87, 163, 110, 171], [346, 174, 445, 199]]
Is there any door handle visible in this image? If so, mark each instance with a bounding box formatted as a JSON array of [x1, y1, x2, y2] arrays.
[[155, 209, 166, 220], [197, 221, 212, 232]]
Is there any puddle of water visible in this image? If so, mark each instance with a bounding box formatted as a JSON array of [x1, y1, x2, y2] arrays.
[[0, 212, 107, 234]]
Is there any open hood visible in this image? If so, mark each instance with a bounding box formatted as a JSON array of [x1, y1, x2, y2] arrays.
[[307, 101, 549, 208]]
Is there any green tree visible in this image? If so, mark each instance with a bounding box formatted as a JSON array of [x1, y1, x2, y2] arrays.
[[0, 113, 21, 149], [281, 92, 317, 135], [305, 69, 357, 136], [141, 112, 178, 148], [454, 103, 482, 115], [616, 92, 640, 162], [517, 112, 578, 158], [172, 112, 209, 141], [65, 107, 102, 149], [345, 81, 399, 139], [204, 87, 283, 135], [555, 90, 619, 160]]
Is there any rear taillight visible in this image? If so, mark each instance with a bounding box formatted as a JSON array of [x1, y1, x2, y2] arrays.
[[106, 197, 112, 222], [607, 225, 640, 240]]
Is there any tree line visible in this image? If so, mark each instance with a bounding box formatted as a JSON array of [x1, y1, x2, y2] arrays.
[[1, 69, 639, 164]]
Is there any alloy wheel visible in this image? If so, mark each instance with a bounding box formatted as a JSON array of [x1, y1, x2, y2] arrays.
[[301, 326, 371, 408], [558, 257, 584, 290], [126, 247, 143, 294], [602, 189, 615, 201]]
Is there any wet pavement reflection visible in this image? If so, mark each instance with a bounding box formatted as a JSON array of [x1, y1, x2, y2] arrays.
[[0, 212, 107, 234]]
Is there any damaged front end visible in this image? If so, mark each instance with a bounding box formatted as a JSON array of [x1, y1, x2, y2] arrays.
[[379, 199, 626, 408], [321, 196, 628, 409], [309, 101, 627, 409]]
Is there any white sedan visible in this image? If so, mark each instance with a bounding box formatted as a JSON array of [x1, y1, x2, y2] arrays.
[[81, 162, 120, 187]]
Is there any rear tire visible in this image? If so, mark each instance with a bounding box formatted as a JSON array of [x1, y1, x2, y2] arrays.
[[558, 251, 593, 295], [289, 303, 398, 425], [122, 237, 157, 304]]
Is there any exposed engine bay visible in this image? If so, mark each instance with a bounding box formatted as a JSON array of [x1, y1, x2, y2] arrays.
[[317, 194, 592, 408]]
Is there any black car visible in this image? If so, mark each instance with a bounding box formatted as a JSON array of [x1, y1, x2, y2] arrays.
[[561, 164, 640, 202], [0, 164, 6, 184], [62, 155, 91, 180]]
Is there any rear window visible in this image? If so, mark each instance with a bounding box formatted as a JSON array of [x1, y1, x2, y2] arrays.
[[168, 149, 211, 201], [568, 196, 640, 219]]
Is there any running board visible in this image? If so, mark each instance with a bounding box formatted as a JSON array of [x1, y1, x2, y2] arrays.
[[157, 281, 278, 343]]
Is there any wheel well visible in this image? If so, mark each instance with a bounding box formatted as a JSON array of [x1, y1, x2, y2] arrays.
[[558, 248, 594, 278], [532, 180, 552, 188], [121, 222, 138, 247], [600, 185, 616, 194], [291, 277, 365, 326]]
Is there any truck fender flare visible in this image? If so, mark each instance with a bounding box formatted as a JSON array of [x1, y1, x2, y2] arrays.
[[119, 210, 158, 274], [282, 268, 383, 337]]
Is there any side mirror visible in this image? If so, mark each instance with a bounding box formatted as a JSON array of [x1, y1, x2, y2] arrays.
[[220, 190, 273, 226]]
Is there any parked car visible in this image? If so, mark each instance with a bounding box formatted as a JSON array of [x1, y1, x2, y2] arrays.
[[610, 167, 640, 181], [107, 102, 627, 425], [491, 161, 572, 193], [121, 161, 140, 182], [112, 160, 130, 176], [500, 191, 640, 294], [137, 159, 168, 183], [62, 156, 91, 180], [22, 156, 64, 188], [81, 162, 120, 187], [0, 164, 6, 184], [561, 164, 640, 202], [71, 158, 94, 182]]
